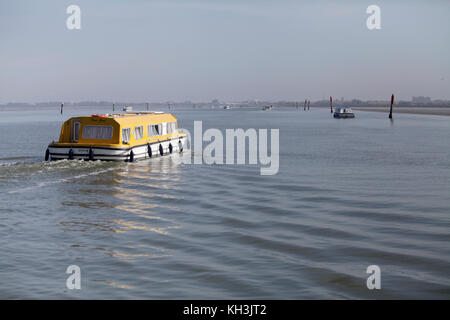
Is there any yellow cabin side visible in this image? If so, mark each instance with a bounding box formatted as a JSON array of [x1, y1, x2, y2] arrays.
[[114, 113, 181, 146]]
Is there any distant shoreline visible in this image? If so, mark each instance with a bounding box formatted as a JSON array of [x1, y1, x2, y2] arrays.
[[2, 104, 450, 117], [351, 107, 450, 117]]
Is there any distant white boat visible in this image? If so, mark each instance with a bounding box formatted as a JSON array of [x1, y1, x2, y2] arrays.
[[262, 105, 273, 110], [224, 105, 231, 110], [123, 106, 133, 112], [333, 106, 355, 118]]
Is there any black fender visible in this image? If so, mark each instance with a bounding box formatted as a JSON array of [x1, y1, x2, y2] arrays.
[[159, 144, 163, 156], [89, 146, 94, 160], [68, 149, 74, 160], [147, 143, 152, 158], [169, 143, 173, 154], [45, 148, 50, 161], [129, 150, 134, 162]]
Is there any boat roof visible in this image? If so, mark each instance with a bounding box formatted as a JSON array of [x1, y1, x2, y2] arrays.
[[68, 111, 177, 126]]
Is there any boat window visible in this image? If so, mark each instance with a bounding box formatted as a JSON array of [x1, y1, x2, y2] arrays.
[[122, 128, 131, 143], [148, 124, 154, 137], [162, 123, 168, 135], [148, 124, 162, 137], [82, 125, 113, 140], [167, 122, 177, 134], [72, 121, 80, 142], [134, 126, 143, 140]]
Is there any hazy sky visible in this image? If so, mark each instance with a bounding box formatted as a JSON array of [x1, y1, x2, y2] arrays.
[[1, 0, 449, 103]]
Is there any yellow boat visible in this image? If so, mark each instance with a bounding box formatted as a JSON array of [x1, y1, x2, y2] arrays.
[[46, 111, 187, 162]]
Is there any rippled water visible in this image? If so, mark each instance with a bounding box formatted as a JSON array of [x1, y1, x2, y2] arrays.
[[1, 106, 449, 299]]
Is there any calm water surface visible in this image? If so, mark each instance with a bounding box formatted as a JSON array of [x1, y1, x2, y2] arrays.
[[0, 106, 449, 299]]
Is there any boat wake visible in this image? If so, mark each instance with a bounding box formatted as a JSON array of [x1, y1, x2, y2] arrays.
[[1, 153, 188, 194], [0, 159, 117, 193], [8, 167, 120, 194]]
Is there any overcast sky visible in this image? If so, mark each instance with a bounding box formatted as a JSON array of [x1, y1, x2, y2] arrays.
[[1, 0, 449, 103]]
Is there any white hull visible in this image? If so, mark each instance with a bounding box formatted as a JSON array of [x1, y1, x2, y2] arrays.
[[48, 137, 186, 162]]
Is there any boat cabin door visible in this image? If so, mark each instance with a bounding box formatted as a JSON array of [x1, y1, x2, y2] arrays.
[[71, 119, 80, 142]]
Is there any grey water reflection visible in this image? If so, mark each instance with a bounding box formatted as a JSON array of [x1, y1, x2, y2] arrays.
[[1, 108, 450, 299]]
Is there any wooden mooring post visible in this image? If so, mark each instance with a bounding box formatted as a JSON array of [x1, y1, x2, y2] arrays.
[[389, 94, 394, 119]]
